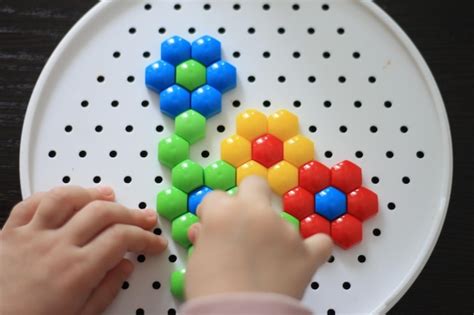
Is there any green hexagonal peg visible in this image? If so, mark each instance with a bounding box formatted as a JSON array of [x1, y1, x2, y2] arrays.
[[176, 59, 206, 91], [158, 134, 190, 169], [170, 268, 186, 300], [188, 246, 194, 257], [175, 110, 206, 144], [172, 160, 204, 193], [227, 186, 238, 196], [280, 212, 300, 231], [204, 160, 236, 191], [171, 212, 199, 248], [156, 187, 188, 221]]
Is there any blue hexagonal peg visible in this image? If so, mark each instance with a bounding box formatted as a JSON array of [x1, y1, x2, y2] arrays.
[[207, 61, 237, 93], [191, 35, 221, 67], [160, 85, 191, 118], [145, 60, 175, 93], [161, 36, 192, 66], [191, 85, 222, 118], [188, 186, 213, 214], [315, 186, 347, 221]]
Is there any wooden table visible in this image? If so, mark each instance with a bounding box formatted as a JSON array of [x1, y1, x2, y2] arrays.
[[1, 1, 472, 313]]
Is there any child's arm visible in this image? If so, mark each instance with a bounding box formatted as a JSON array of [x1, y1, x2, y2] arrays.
[[0, 186, 167, 315], [182, 176, 333, 314]]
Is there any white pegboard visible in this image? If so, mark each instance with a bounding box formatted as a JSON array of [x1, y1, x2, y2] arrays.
[[20, 1, 452, 314]]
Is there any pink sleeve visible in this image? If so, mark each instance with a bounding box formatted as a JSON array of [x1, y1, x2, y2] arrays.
[[180, 293, 312, 315]]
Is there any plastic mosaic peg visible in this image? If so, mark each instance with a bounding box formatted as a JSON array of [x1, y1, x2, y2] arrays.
[[283, 187, 315, 221], [161, 36, 191, 66], [204, 160, 236, 191], [315, 186, 348, 221], [236, 109, 268, 141], [170, 268, 186, 300], [330, 214, 363, 249], [347, 187, 379, 221], [175, 110, 206, 145], [267, 109, 299, 141], [156, 187, 188, 221], [171, 212, 199, 248], [191, 85, 222, 118], [188, 186, 213, 214], [176, 59, 206, 92], [172, 159, 204, 193], [267, 161, 299, 195], [284, 135, 315, 168], [299, 161, 331, 194], [237, 160, 268, 185], [331, 160, 362, 194], [158, 134, 190, 169], [280, 212, 300, 231], [207, 61, 237, 93], [221, 134, 252, 168], [300, 214, 331, 239], [160, 85, 191, 118], [145, 60, 175, 93], [227, 186, 238, 196], [192, 35, 221, 66], [252, 134, 284, 168]]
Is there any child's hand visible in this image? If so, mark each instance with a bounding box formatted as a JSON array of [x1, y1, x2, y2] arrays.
[[0, 186, 167, 315], [186, 176, 333, 301]]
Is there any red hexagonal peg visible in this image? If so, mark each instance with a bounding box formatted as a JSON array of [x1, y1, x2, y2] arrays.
[[347, 187, 379, 222], [300, 214, 330, 239], [252, 134, 284, 168], [331, 160, 362, 194], [299, 161, 331, 194], [283, 187, 314, 221], [330, 214, 362, 249]]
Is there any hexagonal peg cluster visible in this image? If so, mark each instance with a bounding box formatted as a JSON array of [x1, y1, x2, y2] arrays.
[[330, 214, 363, 249], [331, 160, 362, 194], [236, 109, 268, 141], [315, 187, 347, 221], [188, 186, 213, 214], [170, 268, 186, 300], [207, 61, 237, 93], [161, 36, 191, 66], [284, 135, 315, 168], [172, 160, 204, 193], [221, 135, 251, 168], [204, 160, 236, 191], [280, 212, 300, 231], [347, 187, 379, 221], [171, 212, 199, 248], [299, 161, 331, 194], [283, 187, 314, 221], [175, 110, 206, 144], [158, 134, 189, 169], [160, 85, 191, 118], [237, 160, 267, 184], [191, 85, 222, 118], [252, 134, 284, 168], [156, 187, 188, 221], [176, 59, 206, 92], [268, 110, 299, 141], [145, 60, 175, 93], [268, 161, 298, 195], [300, 214, 331, 239], [192, 35, 221, 66]]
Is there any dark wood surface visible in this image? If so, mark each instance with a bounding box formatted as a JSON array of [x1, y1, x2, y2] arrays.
[[1, 1, 473, 313]]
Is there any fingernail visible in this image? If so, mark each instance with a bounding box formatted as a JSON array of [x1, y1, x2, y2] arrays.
[[97, 186, 114, 197], [144, 209, 157, 219]]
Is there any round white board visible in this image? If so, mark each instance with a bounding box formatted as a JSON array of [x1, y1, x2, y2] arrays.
[[20, 1, 452, 314]]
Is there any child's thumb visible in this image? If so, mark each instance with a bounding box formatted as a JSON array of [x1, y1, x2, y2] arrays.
[[188, 223, 202, 245], [304, 233, 333, 268]]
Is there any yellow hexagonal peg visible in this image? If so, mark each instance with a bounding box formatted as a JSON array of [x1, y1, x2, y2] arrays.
[[268, 109, 299, 141], [268, 161, 298, 195], [237, 160, 268, 184], [221, 134, 251, 168], [236, 109, 268, 141], [284, 135, 315, 167]]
